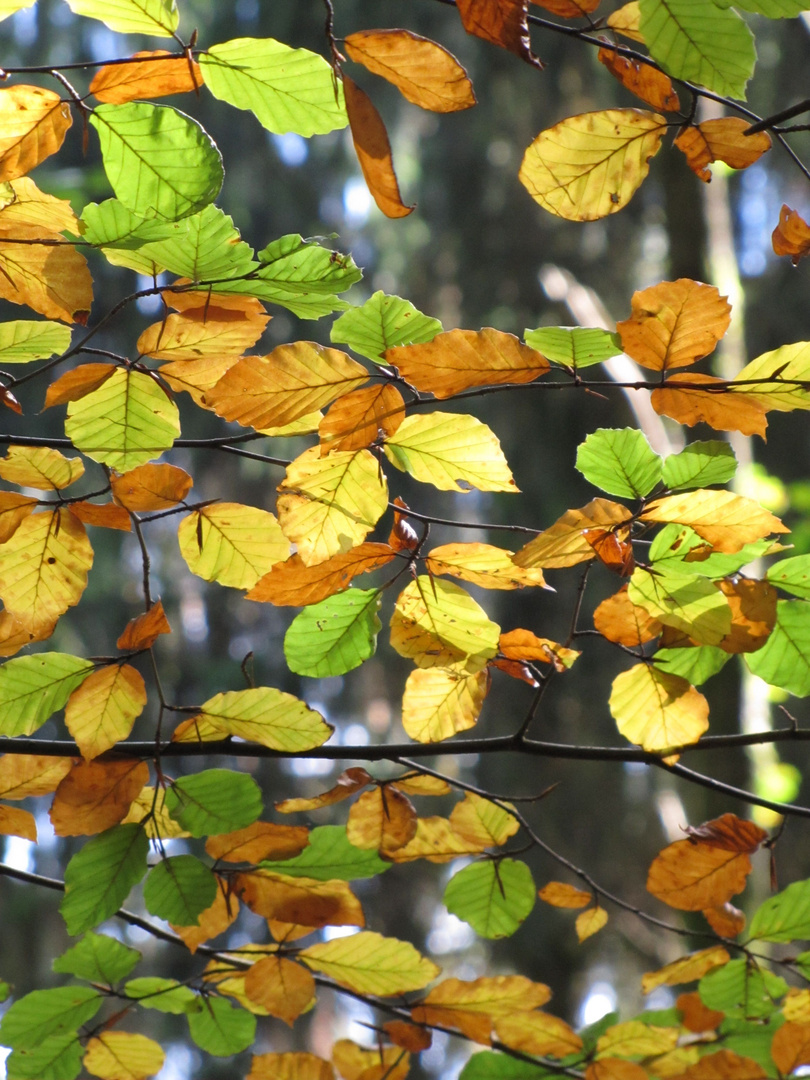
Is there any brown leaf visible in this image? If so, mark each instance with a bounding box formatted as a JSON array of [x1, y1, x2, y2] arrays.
[[674, 119, 771, 183], [538, 881, 592, 909], [246, 544, 395, 607], [0, 226, 93, 323], [49, 758, 149, 836], [651, 373, 768, 438], [677, 991, 725, 1033], [117, 600, 172, 651], [0, 85, 72, 181], [647, 839, 752, 911], [234, 870, 365, 928], [172, 883, 238, 953], [345, 30, 476, 112], [344, 75, 414, 219], [383, 1021, 432, 1052], [703, 903, 746, 939], [457, 0, 542, 67], [594, 585, 663, 646], [772, 205, 810, 265], [1, 388, 22, 414], [584, 527, 635, 576], [0, 804, 37, 841], [682, 813, 768, 854], [111, 463, 193, 511], [388, 497, 419, 553], [90, 50, 203, 103], [0, 754, 75, 799], [617, 279, 731, 372], [346, 787, 418, 856], [771, 1022, 810, 1075], [68, 501, 132, 532], [587, 1061, 650, 1080], [43, 363, 117, 409], [205, 821, 310, 863], [532, 0, 600, 15], [499, 629, 580, 669], [243, 955, 315, 1026], [319, 383, 405, 454], [513, 499, 633, 569], [597, 47, 680, 111], [275, 768, 373, 813], [490, 658, 540, 686], [673, 1050, 765, 1080]]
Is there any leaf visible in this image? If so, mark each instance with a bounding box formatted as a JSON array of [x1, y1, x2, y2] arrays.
[[512, 498, 632, 569], [63, 664, 147, 760], [284, 588, 382, 677], [0, 652, 93, 737], [647, 839, 752, 911], [459, 1051, 553, 1079], [0, 754, 74, 800], [387, 328, 548, 398], [64, 368, 180, 471], [260, 824, 389, 881], [389, 815, 499, 863], [770, 1022, 810, 1075], [703, 903, 746, 939], [246, 544, 395, 607], [205, 821, 308, 864], [170, 886, 237, 953], [0, 491, 37, 544], [498, 630, 579, 668], [639, 0, 755, 98], [674, 119, 770, 182], [165, 770, 262, 836], [641, 947, 731, 994], [83, 1032, 165, 1080], [234, 870, 364, 927], [772, 205, 810, 265], [319, 385, 405, 454], [456, 0, 541, 68], [412, 975, 551, 1044], [642, 491, 787, 553], [90, 50, 202, 104], [138, 308, 268, 363], [426, 543, 547, 590], [597, 47, 680, 111], [143, 855, 218, 925], [275, 769, 372, 814], [576, 428, 662, 498], [0, 805, 36, 841], [243, 955, 315, 1026], [111, 463, 192, 512], [0, 225, 93, 323], [4, 1034, 85, 1080], [346, 787, 417, 856], [62, 0, 178, 36], [532, 0, 601, 16], [651, 373, 768, 438], [522, 326, 622, 369], [0, 320, 71, 363], [617, 279, 731, 372], [677, 991, 726, 1031], [715, 579, 777, 654], [344, 75, 414, 220], [0, 85, 72, 181], [43, 363, 117, 409], [384, 412, 517, 493], [494, 1011, 584, 1057], [0, 445, 84, 490], [628, 567, 731, 646], [450, 792, 519, 848], [538, 882, 592, 908], [391, 576, 500, 673], [53, 931, 140, 986], [0, 986, 101, 1048], [749, 878, 810, 942], [190, 686, 333, 751], [609, 663, 709, 751], [444, 858, 535, 939], [331, 1041, 410, 1080], [699, 960, 787, 1018], [299, 931, 440, 994], [402, 666, 490, 742], [587, 1062, 649, 1080], [732, 342, 810, 412], [248, 1052, 335, 1080], [673, 1050, 767, 1080], [594, 586, 663, 646], [60, 823, 149, 934], [576, 906, 608, 941], [68, 501, 132, 532], [50, 758, 149, 836], [277, 447, 389, 566], [187, 996, 256, 1056], [199, 37, 348, 136], [116, 602, 171, 652], [662, 442, 737, 491], [177, 503, 289, 590], [331, 290, 442, 362], [596, 1020, 679, 1057], [519, 109, 666, 220]]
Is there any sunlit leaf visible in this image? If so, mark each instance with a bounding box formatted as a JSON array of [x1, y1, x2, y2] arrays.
[[772, 205, 810, 266], [122, 785, 191, 841], [50, 758, 149, 836], [0, 754, 74, 800], [0, 85, 72, 181], [523, 326, 622, 369], [165, 769, 263, 836], [137, 307, 268, 362], [596, 1020, 679, 1057], [260, 824, 389, 881], [597, 47, 680, 111], [715, 579, 776, 654], [699, 959, 787, 1019], [412, 974, 551, 1044], [0, 224, 93, 323], [300, 931, 440, 994], [177, 503, 289, 590], [498, 630, 579, 668], [450, 793, 519, 849], [83, 1031, 165, 1080], [770, 1022, 810, 1075], [703, 902, 746, 939], [641, 490, 788, 553], [641, 947, 731, 994], [344, 75, 414, 219], [445, 858, 535, 939], [683, 814, 767, 854], [0, 652, 93, 738], [0, 805, 36, 841], [617, 279, 731, 372], [0, 445, 83, 490], [319, 385, 406, 454], [674, 119, 770, 182], [191, 686, 333, 751], [346, 786, 418, 855], [90, 50, 202, 103], [0, 320, 71, 363], [116, 601, 171, 651], [576, 427, 662, 497], [63, 0, 178, 36], [64, 664, 147, 759], [243, 955, 315, 1026], [247, 544, 394, 607], [732, 341, 810, 412], [594, 586, 663, 646], [390, 576, 500, 673], [647, 839, 752, 911], [205, 821, 309, 863], [345, 30, 475, 112], [651, 373, 769, 438], [331, 290, 442, 363], [284, 588, 382, 677], [332, 1040, 410, 1080], [749, 877, 810, 942], [662, 441, 737, 491], [60, 823, 149, 934], [402, 666, 490, 742], [628, 567, 731, 646], [610, 663, 709, 751], [512, 498, 632, 569], [43, 363, 117, 409], [495, 1010, 584, 1057], [0, 985, 101, 1048], [426, 542, 547, 590]]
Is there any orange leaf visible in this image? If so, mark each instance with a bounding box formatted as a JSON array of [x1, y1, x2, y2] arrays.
[[137, 304, 269, 360], [234, 871, 365, 928], [43, 363, 116, 409], [0, 226, 92, 323], [512, 498, 632, 569], [346, 787, 418, 856], [532, 0, 600, 15], [703, 903, 746, 939], [0, 804, 37, 841], [388, 815, 494, 863], [772, 205, 810, 265], [205, 821, 310, 863], [0, 491, 37, 544], [345, 30, 476, 112], [383, 1020, 432, 1051], [332, 1041, 409, 1080], [456, 0, 542, 67], [587, 1060, 650, 1080], [641, 490, 787, 553], [538, 881, 591, 909], [49, 758, 149, 836], [651, 373, 768, 438], [319, 384, 405, 454], [682, 813, 768, 854], [412, 974, 552, 1045], [641, 946, 731, 994], [584, 527, 635, 576], [388, 497, 419, 553], [248, 1052, 335, 1080], [158, 355, 243, 408], [597, 47, 680, 111], [495, 1011, 583, 1057], [111, 463, 193, 511], [677, 991, 725, 1033], [673, 1050, 765, 1080], [172, 883, 238, 953], [617, 279, 731, 372], [771, 1022, 810, 1075], [344, 75, 414, 219], [0, 85, 72, 181], [68, 501, 132, 532], [490, 657, 539, 686], [243, 955, 315, 1026], [594, 585, 663, 646], [499, 629, 580, 669], [0, 609, 57, 657], [117, 600, 172, 651], [90, 50, 203, 103], [576, 905, 608, 941], [246, 543, 395, 607], [647, 839, 752, 911], [275, 768, 373, 813], [715, 579, 777, 654], [674, 118, 771, 183], [0, 754, 74, 799]]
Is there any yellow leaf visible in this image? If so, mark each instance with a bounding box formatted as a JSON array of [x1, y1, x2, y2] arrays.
[[647, 839, 752, 911], [191, 686, 332, 752], [0, 176, 79, 233], [344, 29, 476, 112], [204, 342, 369, 430], [426, 542, 547, 590], [628, 568, 732, 646], [617, 279, 731, 372], [332, 1041, 409, 1080], [0, 607, 56, 657], [300, 931, 440, 995], [576, 905, 608, 941], [83, 1032, 165, 1080], [90, 50, 203, 103], [137, 305, 269, 361], [0, 225, 92, 323], [235, 871, 365, 928], [588, 1061, 650, 1080], [610, 663, 709, 752], [449, 792, 518, 848], [512, 498, 632, 569], [674, 118, 770, 182], [177, 503, 290, 590], [64, 663, 147, 760], [0, 491, 37, 543], [385, 327, 548, 399], [390, 774, 451, 797], [319, 384, 405, 454], [401, 666, 490, 742], [641, 946, 731, 995], [0, 85, 72, 181], [387, 815, 493, 863], [538, 882, 592, 909], [122, 785, 191, 841], [277, 447, 389, 566], [384, 412, 517, 493], [346, 787, 418, 855], [783, 989, 810, 1024], [732, 341, 810, 412], [606, 2, 645, 42], [651, 1049, 702, 1077], [344, 75, 414, 220], [158, 355, 242, 408], [248, 1052, 334, 1080], [596, 1020, 679, 1058], [641, 490, 788, 553], [171, 882, 237, 952], [0, 753, 74, 799], [205, 821, 309, 863], [0, 508, 93, 635], [246, 543, 395, 607], [0, 444, 84, 490], [50, 758, 149, 837], [0, 804, 36, 840], [495, 1011, 584, 1057], [390, 576, 500, 673], [519, 109, 666, 220], [243, 955, 315, 1026], [412, 974, 551, 1044], [651, 373, 768, 438]]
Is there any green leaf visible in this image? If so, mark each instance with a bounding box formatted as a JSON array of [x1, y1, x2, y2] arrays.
[[749, 878, 810, 942], [195, 686, 333, 752], [745, 600, 810, 695], [199, 37, 348, 136], [124, 978, 201, 1014], [186, 997, 256, 1056], [4, 1034, 83, 1080], [60, 824, 149, 935], [128, 204, 256, 281], [89, 103, 223, 223], [64, 368, 180, 471], [713, 0, 807, 16], [640, 0, 756, 98], [0, 654, 93, 738], [63, 0, 178, 37], [331, 291, 443, 363], [260, 825, 390, 881], [0, 321, 71, 364], [719, 1016, 784, 1073], [444, 858, 535, 939], [80, 200, 179, 249], [284, 589, 381, 677], [767, 555, 810, 599], [164, 769, 263, 837], [576, 428, 662, 498], [650, 524, 776, 577], [523, 327, 622, 369], [653, 645, 729, 685], [460, 1052, 555, 1080], [628, 566, 732, 646], [699, 959, 787, 1018], [52, 932, 140, 985], [662, 442, 737, 491], [143, 856, 218, 926], [0, 987, 101, 1049]]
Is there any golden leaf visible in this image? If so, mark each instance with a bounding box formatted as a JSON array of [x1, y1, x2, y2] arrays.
[[177, 503, 289, 589], [674, 119, 771, 183], [246, 543, 395, 607], [595, 585, 663, 646], [387, 815, 494, 863], [672, 1050, 765, 1080], [205, 821, 309, 863], [122, 785, 191, 841], [677, 991, 725, 1032], [43, 363, 116, 409], [319, 384, 405, 454], [137, 305, 269, 361], [647, 839, 752, 911], [456, 0, 541, 67], [344, 75, 414, 219], [450, 791, 518, 848], [498, 629, 580, 668], [401, 666, 489, 742], [235, 871, 365, 928], [0, 176, 78, 233], [0, 225, 92, 323], [332, 1041, 409, 1080], [111, 463, 193, 512], [610, 663, 709, 752], [64, 662, 147, 759], [513, 498, 632, 569], [0, 805, 36, 841], [683, 813, 767, 854], [588, 1061, 650, 1080], [651, 373, 768, 438], [576, 906, 608, 941], [0, 491, 36, 544], [772, 205, 810, 265], [596, 1020, 679, 1058], [495, 1011, 584, 1057], [0, 85, 72, 181], [90, 50, 203, 103], [533, 0, 601, 15], [426, 542, 547, 590], [606, 2, 645, 41], [275, 768, 372, 814], [617, 279, 731, 372], [243, 955, 316, 1026], [300, 931, 440, 995], [49, 758, 149, 836], [0, 444, 84, 490], [412, 974, 552, 1045], [641, 946, 731, 994], [346, 786, 418, 855], [68, 501, 131, 532], [83, 1032, 165, 1080], [538, 882, 592, 909], [116, 600, 172, 651], [248, 1053, 335, 1080], [0, 753, 74, 799], [390, 576, 500, 673], [641, 491, 788, 553], [703, 903, 746, 939]]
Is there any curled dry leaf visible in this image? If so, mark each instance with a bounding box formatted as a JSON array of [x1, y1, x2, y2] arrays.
[[388, 497, 419, 553], [597, 47, 680, 111], [772, 205, 810, 265], [275, 767, 372, 814], [512, 498, 632, 569], [674, 118, 771, 183], [682, 813, 767, 854], [456, 0, 542, 68], [117, 600, 172, 651], [344, 75, 414, 220]]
